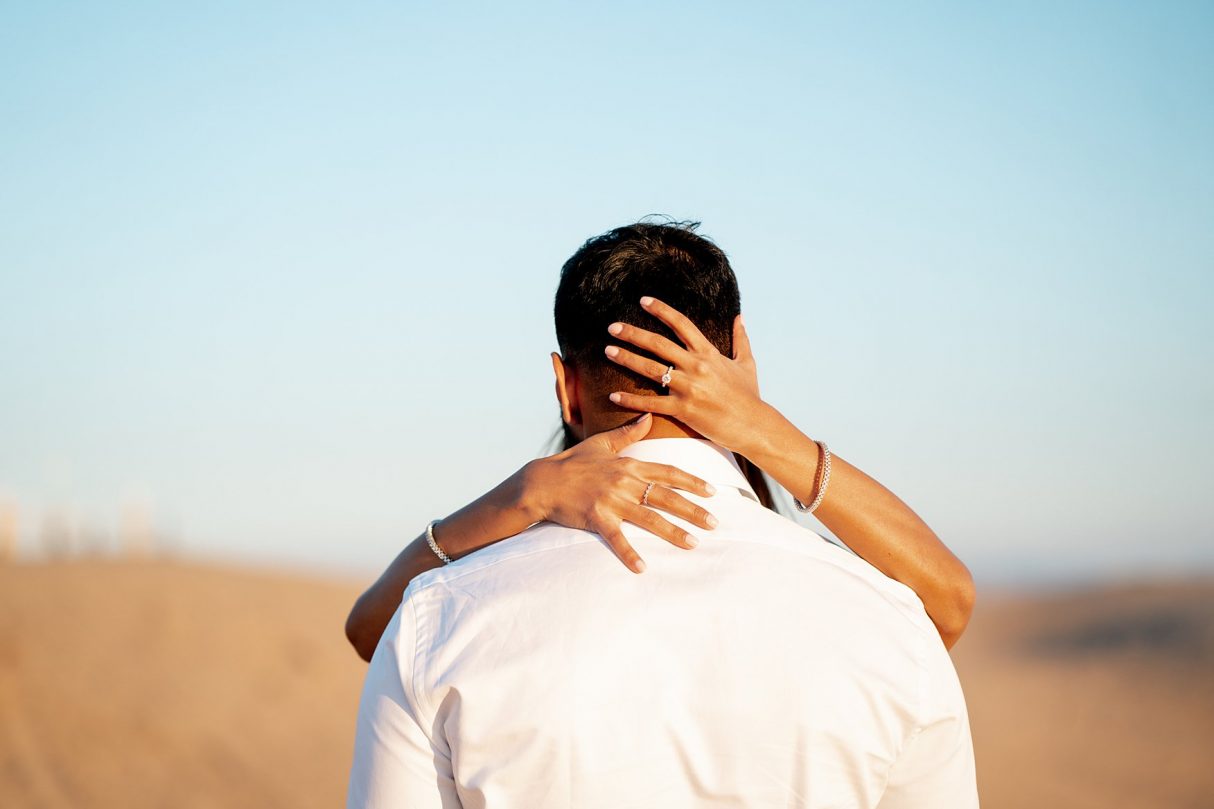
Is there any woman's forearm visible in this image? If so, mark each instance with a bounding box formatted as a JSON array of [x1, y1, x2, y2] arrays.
[[345, 464, 543, 661], [738, 403, 976, 649]]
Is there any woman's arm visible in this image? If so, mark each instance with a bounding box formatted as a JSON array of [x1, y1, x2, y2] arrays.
[[344, 413, 718, 661], [604, 297, 976, 649], [734, 408, 975, 649]]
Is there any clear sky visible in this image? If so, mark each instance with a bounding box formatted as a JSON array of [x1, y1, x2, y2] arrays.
[[2, 1, 1211, 584]]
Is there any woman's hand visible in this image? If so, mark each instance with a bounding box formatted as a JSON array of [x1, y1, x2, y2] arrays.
[[523, 412, 719, 574], [603, 296, 773, 453]]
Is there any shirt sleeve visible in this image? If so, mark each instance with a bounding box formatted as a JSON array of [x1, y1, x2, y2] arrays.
[[347, 596, 460, 809], [877, 638, 980, 809]]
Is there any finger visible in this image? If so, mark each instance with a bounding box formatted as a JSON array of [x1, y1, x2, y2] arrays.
[[595, 519, 647, 573], [588, 412, 652, 454], [632, 461, 716, 497], [644, 485, 719, 531], [732, 313, 755, 364], [640, 296, 714, 352], [623, 504, 699, 550], [608, 390, 679, 416], [606, 321, 689, 366], [604, 345, 673, 386]]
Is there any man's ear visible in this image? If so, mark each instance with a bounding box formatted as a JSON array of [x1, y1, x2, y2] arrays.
[[551, 352, 582, 434]]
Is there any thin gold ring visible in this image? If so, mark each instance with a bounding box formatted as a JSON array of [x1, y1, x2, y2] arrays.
[[660, 366, 674, 387]]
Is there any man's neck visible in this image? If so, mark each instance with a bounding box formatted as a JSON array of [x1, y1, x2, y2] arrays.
[[587, 412, 702, 440], [642, 415, 701, 439]]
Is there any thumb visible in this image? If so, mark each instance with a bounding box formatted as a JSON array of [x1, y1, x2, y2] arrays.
[[733, 313, 755, 364], [593, 412, 652, 454]]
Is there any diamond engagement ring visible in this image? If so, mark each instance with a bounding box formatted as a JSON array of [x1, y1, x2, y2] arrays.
[[641, 481, 655, 506], [660, 366, 674, 387]]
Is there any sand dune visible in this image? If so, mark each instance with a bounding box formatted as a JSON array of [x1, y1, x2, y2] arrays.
[[1, 560, 1211, 808], [0, 561, 366, 809], [950, 580, 1214, 809]]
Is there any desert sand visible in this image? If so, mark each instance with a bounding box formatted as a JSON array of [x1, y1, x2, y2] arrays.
[[1, 560, 1211, 808]]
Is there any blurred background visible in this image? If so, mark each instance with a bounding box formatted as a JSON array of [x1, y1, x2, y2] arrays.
[[2, 2, 1211, 807]]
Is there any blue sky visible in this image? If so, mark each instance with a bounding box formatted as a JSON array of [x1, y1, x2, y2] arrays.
[[2, 1, 1211, 583]]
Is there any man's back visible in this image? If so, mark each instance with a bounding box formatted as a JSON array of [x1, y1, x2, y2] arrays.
[[348, 439, 977, 808]]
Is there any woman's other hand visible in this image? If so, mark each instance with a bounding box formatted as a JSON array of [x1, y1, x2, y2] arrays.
[[522, 412, 719, 574], [604, 297, 773, 454]]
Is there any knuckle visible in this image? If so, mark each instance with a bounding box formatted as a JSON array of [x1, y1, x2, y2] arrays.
[[616, 459, 645, 478]]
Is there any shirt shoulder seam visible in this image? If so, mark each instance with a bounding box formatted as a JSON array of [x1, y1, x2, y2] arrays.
[[874, 622, 931, 800], [400, 592, 436, 728]]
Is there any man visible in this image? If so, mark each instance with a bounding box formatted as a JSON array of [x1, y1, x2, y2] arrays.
[[348, 221, 978, 807]]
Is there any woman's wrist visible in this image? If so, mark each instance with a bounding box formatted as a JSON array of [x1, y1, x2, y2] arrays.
[[515, 458, 553, 524], [731, 399, 799, 462], [426, 461, 551, 561]]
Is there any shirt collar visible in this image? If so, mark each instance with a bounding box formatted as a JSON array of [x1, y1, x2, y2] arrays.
[[615, 438, 760, 502]]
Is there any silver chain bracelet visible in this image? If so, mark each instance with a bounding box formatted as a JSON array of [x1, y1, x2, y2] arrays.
[[426, 519, 453, 565], [793, 440, 831, 514]]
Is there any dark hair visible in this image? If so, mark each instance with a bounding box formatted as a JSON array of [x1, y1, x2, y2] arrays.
[[552, 218, 778, 512], [554, 218, 740, 393]]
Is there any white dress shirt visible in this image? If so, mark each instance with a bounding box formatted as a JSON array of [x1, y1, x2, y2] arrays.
[[348, 438, 978, 808]]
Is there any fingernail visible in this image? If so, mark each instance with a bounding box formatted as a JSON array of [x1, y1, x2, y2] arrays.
[[609, 392, 622, 403], [706, 514, 719, 528], [635, 559, 647, 573], [704, 483, 716, 495], [608, 322, 623, 335], [685, 534, 699, 548], [604, 345, 619, 358], [640, 296, 654, 306]]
